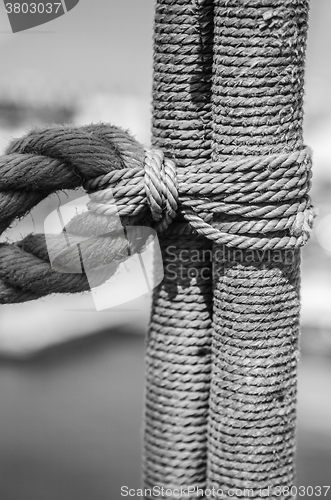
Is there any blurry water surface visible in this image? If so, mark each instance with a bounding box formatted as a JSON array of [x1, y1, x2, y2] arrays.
[[0, 333, 330, 500]]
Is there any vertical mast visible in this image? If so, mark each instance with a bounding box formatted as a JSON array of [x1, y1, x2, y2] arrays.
[[144, 0, 214, 496], [208, 0, 310, 496]]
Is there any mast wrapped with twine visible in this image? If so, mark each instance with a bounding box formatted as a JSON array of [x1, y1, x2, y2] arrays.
[[143, 0, 214, 495], [144, 0, 313, 498], [207, 0, 311, 496]]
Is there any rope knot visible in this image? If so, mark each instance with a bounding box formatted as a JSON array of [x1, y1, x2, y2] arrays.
[[0, 123, 315, 303], [144, 149, 178, 232]]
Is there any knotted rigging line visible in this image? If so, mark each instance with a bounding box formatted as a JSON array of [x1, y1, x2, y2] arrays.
[[0, 123, 313, 304]]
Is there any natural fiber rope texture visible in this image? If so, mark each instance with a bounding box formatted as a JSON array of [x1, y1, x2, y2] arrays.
[[143, 0, 214, 497], [0, 121, 314, 304], [89, 147, 314, 250], [207, 0, 311, 497], [209, 253, 301, 492], [144, 149, 178, 232], [0, 123, 149, 303]]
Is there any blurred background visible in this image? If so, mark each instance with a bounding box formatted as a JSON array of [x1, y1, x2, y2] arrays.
[[0, 1, 330, 499]]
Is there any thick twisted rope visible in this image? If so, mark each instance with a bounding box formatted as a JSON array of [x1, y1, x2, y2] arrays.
[[0, 124, 149, 303], [0, 122, 313, 304]]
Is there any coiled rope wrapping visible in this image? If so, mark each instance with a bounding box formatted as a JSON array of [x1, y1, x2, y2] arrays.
[[143, 0, 214, 497], [207, 0, 311, 497], [90, 148, 313, 250]]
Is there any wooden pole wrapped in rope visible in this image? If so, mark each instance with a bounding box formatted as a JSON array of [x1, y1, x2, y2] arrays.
[[207, 0, 312, 497], [143, 0, 214, 496]]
